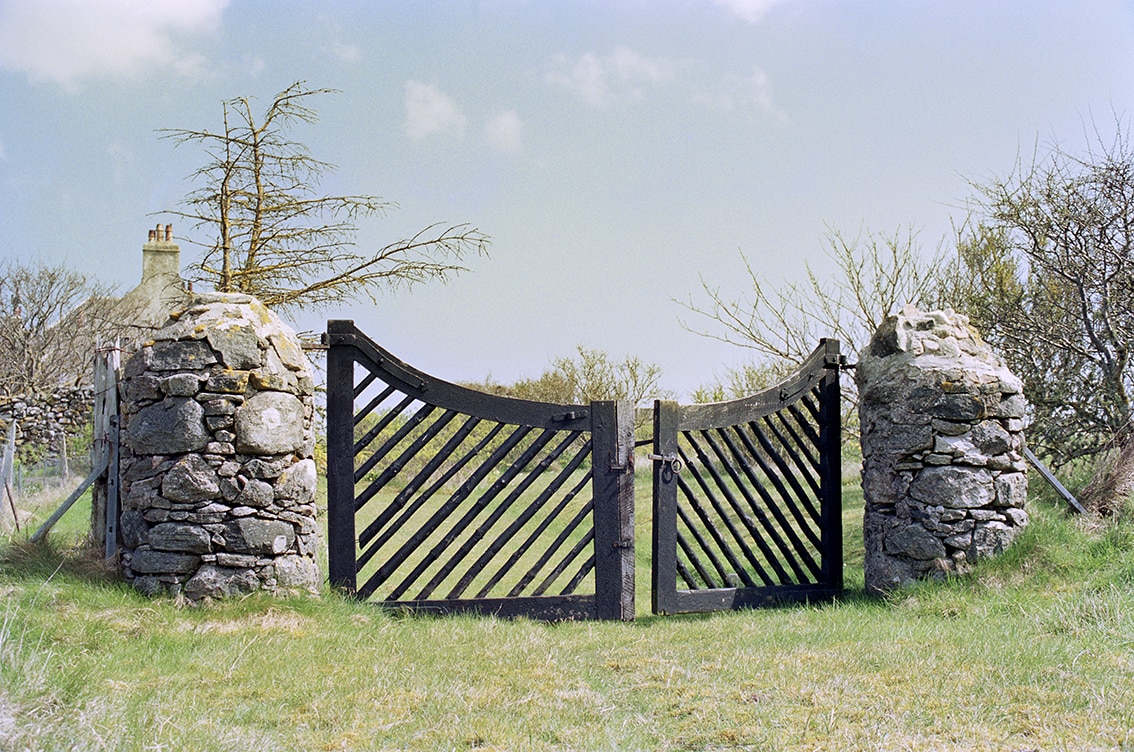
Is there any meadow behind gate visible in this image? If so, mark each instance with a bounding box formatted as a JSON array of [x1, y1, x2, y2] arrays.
[[0, 469, 1131, 751]]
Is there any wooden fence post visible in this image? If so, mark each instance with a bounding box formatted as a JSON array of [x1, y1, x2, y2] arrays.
[[0, 421, 18, 532], [90, 346, 120, 553]]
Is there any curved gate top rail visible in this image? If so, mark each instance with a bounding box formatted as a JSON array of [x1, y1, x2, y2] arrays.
[[324, 320, 635, 621]]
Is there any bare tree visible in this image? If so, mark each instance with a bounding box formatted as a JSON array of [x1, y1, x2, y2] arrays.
[[682, 226, 946, 366], [681, 225, 947, 417], [163, 80, 489, 312], [0, 260, 118, 394], [952, 126, 1134, 512]]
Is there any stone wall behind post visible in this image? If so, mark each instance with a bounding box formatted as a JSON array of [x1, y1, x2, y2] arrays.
[[0, 387, 94, 457], [117, 293, 320, 601], [857, 305, 1029, 595]]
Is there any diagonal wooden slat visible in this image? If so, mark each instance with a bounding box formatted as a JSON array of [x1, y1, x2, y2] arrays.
[[560, 552, 597, 595], [681, 430, 791, 585], [411, 428, 563, 600], [361, 424, 535, 600], [353, 384, 398, 427], [721, 424, 821, 574], [353, 393, 417, 460], [534, 528, 595, 596], [357, 420, 502, 550], [352, 369, 379, 400], [479, 468, 591, 599], [354, 407, 457, 511], [710, 426, 817, 582], [763, 412, 822, 499], [510, 498, 594, 597], [785, 403, 822, 468], [674, 446, 771, 587], [744, 420, 824, 541], [450, 434, 590, 599], [675, 505, 728, 587]]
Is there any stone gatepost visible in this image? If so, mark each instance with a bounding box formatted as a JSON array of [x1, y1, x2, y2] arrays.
[[857, 306, 1029, 594], [117, 293, 320, 601]]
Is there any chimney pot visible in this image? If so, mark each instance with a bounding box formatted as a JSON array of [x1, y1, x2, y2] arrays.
[[164, 224, 172, 242], [148, 230, 155, 242]]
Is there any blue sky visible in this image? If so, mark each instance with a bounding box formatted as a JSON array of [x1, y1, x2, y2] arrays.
[[1, 0, 1133, 397]]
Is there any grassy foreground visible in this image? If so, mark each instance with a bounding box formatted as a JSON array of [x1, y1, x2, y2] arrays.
[[0, 480, 1132, 751]]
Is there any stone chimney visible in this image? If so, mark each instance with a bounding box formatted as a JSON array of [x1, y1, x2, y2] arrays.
[[114, 224, 191, 335], [141, 224, 180, 282]]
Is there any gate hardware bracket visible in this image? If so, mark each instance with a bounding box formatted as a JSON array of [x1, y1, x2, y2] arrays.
[[613, 538, 634, 550], [648, 453, 683, 474], [608, 455, 632, 472], [551, 410, 588, 422]]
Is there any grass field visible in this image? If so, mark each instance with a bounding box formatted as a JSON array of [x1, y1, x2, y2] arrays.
[[0, 469, 1131, 750]]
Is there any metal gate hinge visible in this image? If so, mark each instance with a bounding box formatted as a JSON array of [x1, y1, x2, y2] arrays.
[[613, 538, 634, 550], [609, 457, 631, 472], [648, 453, 683, 474]]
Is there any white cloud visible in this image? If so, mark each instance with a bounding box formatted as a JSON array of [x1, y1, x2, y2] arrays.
[[332, 41, 361, 64], [241, 53, 267, 79], [698, 66, 779, 114], [484, 110, 523, 153], [0, 0, 228, 88], [711, 0, 789, 23], [107, 140, 135, 184], [404, 81, 468, 142], [547, 46, 674, 106]]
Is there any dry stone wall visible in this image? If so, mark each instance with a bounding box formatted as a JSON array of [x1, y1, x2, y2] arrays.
[[857, 306, 1028, 594], [117, 292, 320, 601], [0, 387, 93, 455]]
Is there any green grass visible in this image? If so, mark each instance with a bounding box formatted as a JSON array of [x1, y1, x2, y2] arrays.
[[1, 475, 1132, 750]]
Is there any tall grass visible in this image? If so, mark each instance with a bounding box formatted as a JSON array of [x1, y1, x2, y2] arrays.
[[0, 478, 1132, 750]]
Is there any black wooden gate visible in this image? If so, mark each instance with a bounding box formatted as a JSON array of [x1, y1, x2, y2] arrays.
[[325, 321, 842, 621], [325, 320, 635, 621], [650, 340, 843, 615]]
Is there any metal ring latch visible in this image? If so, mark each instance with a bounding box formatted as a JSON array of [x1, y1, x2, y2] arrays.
[[648, 452, 683, 476]]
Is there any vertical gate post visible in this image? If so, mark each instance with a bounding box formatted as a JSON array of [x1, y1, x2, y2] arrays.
[[326, 320, 358, 594], [651, 399, 679, 615], [819, 338, 844, 593], [590, 400, 635, 621], [90, 347, 119, 552], [104, 414, 120, 558]]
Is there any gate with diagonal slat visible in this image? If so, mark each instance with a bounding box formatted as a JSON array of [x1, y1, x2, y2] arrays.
[[650, 340, 843, 614], [325, 320, 635, 621], [325, 320, 841, 621]]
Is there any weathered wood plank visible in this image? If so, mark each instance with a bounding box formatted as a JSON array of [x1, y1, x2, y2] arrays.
[[591, 400, 635, 621], [325, 321, 359, 594]]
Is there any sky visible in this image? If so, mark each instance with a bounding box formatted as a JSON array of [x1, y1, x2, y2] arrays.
[[1, 0, 1133, 399]]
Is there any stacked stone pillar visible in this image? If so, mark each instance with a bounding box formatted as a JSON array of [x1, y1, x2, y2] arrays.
[[857, 306, 1028, 594], [117, 293, 320, 601]]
